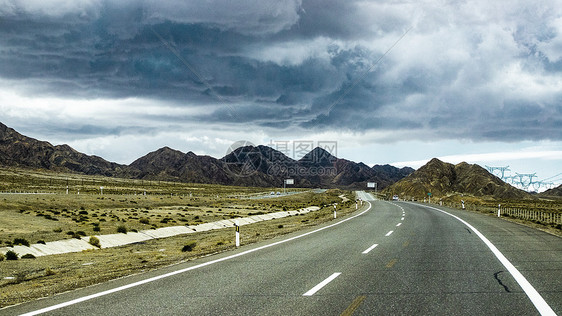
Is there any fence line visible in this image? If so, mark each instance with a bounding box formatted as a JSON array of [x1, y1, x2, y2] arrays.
[[429, 201, 561, 226], [501, 207, 562, 225]]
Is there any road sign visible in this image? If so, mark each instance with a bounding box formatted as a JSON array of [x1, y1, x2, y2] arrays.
[[367, 182, 376, 188], [284, 179, 294, 185], [428, 192, 432, 196]]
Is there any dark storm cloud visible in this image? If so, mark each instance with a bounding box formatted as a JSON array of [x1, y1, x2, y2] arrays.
[[1, 0, 562, 143]]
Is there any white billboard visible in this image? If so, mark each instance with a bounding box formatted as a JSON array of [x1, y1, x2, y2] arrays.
[[367, 182, 376, 188], [284, 179, 294, 185]]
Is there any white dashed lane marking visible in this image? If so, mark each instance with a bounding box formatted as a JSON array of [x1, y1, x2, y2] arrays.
[[303, 273, 341, 296], [362, 244, 378, 254]]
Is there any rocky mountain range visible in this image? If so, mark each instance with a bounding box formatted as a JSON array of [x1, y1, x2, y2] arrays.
[[0, 122, 131, 177], [0, 122, 413, 189], [383, 158, 530, 200]]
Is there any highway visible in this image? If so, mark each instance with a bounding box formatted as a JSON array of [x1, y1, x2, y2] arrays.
[[5, 192, 561, 315]]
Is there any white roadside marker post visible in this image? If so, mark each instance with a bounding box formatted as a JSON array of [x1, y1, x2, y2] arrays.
[[333, 204, 337, 219], [235, 220, 240, 247], [498, 204, 501, 217]]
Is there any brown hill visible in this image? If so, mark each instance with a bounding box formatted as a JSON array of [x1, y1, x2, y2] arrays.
[[384, 158, 530, 200], [296, 147, 413, 188], [539, 184, 562, 199], [371, 164, 415, 189], [129, 147, 233, 184], [0, 122, 131, 176]]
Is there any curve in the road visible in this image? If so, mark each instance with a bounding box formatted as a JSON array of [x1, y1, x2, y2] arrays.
[[405, 202, 556, 316]]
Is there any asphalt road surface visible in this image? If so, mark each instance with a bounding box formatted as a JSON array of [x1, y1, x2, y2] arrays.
[[5, 192, 561, 315]]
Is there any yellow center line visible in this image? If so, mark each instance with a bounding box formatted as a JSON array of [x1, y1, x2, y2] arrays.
[[340, 295, 366, 316], [386, 258, 398, 268]]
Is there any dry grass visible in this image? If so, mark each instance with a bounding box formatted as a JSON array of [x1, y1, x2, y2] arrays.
[[0, 190, 342, 245], [0, 166, 330, 245]]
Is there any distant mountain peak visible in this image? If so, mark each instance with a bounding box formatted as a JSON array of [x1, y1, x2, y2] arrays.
[[299, 147, 337, 165]]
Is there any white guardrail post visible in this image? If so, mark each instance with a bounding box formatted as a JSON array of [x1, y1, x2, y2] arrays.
[[235, 220, 240, 247]]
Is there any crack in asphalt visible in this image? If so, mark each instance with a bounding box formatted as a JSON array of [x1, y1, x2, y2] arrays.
[[494, 271, 511, 293]]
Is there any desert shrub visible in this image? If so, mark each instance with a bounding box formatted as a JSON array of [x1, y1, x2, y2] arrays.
[[160, 217, 175, 224], [21, 253, 36, 259], [0, 253, 4, 261], [37, 240, 46, 245], [89, 236, 101, 248], [76, 231, 87, 236], [93, 225, 101, 232], [278, 225, 284, 228], [54, 227, 63, 233], [13, 238, 30, 247], [45, 268, 56, 276], [117, 225, 127, 234], [66, 231, 75, 236], [181, 240, 197, 252], [5, 250, 18, 260]]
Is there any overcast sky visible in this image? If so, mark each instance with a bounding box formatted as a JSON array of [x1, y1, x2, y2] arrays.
[[1, 0, 561, 189]]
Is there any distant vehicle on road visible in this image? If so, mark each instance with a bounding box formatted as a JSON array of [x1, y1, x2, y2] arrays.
[[276, 191, 281, 195], [392, 195, 399, 201], [270, 192, 275, 195]]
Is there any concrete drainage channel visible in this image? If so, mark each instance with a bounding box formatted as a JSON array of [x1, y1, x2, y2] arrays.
[[0, 206, 321, 258]]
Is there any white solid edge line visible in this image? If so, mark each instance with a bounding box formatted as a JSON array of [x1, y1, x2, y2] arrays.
[[362, 243, 378, 254], [385, 230, 394, 236], [302, 273, 341, 296], [413, 203, 556, 316], [20, 200, 373, 316]]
